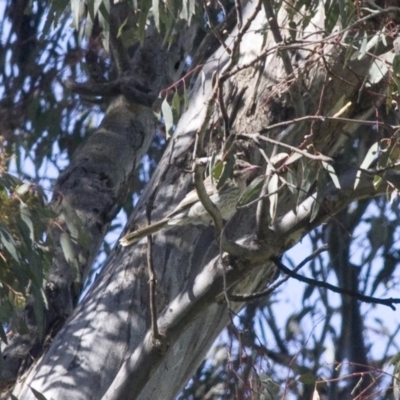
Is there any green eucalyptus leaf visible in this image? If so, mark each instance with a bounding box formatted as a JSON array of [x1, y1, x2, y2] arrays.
[[59, 233, 81, 284], [212, 161, 224, 181], [216, 154, 235, 190], [0, 225, 20, 263], [19, 201, 35, 242], [60, 232, 76, 266], [298, 371, 317, 385], [238, 176, 264, 207], [354, 142, 379, 189], [172, 91, 180, 118], [183, 85, 189, 110], [0, 172, 22, 189]]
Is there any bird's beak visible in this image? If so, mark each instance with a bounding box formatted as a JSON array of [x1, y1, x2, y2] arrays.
[[242, 165, 259, 173]]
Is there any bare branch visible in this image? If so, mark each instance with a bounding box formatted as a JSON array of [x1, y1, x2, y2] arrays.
[[271, 257, 400, 310], [241, 133, 333, 162], [229, 245, 329, 301]]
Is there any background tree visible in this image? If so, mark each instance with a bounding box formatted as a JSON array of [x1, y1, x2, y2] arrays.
[[1, 0, 400, 399]]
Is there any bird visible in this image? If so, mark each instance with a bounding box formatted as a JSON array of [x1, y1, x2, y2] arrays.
[[119, 160, 258, 246]]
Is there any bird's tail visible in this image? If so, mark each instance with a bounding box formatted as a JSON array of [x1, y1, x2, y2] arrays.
[[119, 218, 170, 246]]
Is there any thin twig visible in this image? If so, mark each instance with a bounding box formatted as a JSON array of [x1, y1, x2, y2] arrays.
[[146, 199, 162, 343], [271, 257, 400, 310], [235, 0, 242, 30], [237, 185, 285, 209], [220, 0, 263, 76], [217, 80, 230, 140], [192, 71, 225, 234], [142, 166, 171, 345], [259, 114, 389, 132], [193, 165, 224, 234], [202, 0, 232, 55], [242, 133, 333, 162]]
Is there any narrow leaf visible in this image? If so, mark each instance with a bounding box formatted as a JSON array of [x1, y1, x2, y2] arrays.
[[188, 0, 195, 24], [310, 171, 326, 222], [15, 183, 32, 196], [217, 154, 235, 190], [91, 0, 103, 20], [99, 1, 110, 51], [30, 386, 49, 400], [268, 173, 279, 222], [59, 233, 80, 283], [71, 0, 81, 28], [0, 172, 22, 188], [19, 202, 35, 242], [179, 0, 188, 21], [285, 152, 302, 166], [153, 0, 160, 30], [0, 226, 20, 262], [285, 170, 298, 194], [312, 388, 320, 400], [238, 176, 265, 206], [183, 86, 189, 110], [322, 162, 341, 189], [0, 325, 7, 344], [357, 30, 368, 60], [32, 285, 45, 339], [161, 98, 174, 136], [172, 91, 180, 117], [59, 232, 76, 265], [138, 0, 151, 44], [212, 161, 224, 181], [354, 142, 379, 189]]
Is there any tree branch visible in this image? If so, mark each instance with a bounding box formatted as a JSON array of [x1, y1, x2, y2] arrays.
[[229, 245, 329, 301], [271, 257, 400, 310]]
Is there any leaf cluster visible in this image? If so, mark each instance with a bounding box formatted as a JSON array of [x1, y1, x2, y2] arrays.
[[0, 170, 54, 345]]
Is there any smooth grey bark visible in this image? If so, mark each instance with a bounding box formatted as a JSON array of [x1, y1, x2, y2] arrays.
[[10, 2, 396, 400]]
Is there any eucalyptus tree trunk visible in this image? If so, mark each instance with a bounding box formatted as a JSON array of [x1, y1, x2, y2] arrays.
[[8, 1, 397, 399]]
